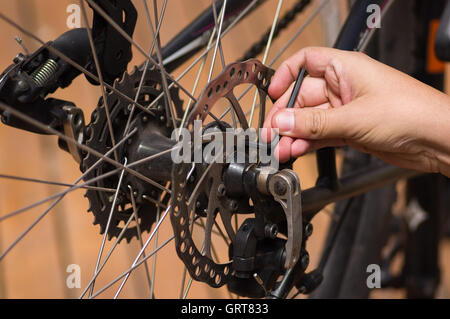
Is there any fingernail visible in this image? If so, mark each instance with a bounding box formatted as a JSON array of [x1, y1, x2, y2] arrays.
[[275, 111, 294, 133]]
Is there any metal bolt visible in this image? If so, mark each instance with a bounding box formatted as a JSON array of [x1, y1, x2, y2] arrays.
[[230, 200, 238, 211], [274, 180, 287, 196], [13, 53, 25, 64], [264, 224, 278, 239], [17, 80, 29, 92], [217, 184, 226, 197]]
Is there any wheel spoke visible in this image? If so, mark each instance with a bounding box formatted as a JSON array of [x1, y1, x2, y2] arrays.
[[135, 0, 259, 116], [0, 174, 115, 193], [0, 13, 156, 118], [207, 0, 228, 82], [89, 158, 128, 296], [0, 127, 137, 223], [219, 0, 331, 122], [112, 204, 171, 298], [0, 102, 170, 194], [123, 0, 168, 137], [248, 0, 283, 127], [129, 185, 154, 299], [179, 6, 224, 132], [89, 235, 175, 298], [0, 125, 135, 261], [79, 201, 150, 298], [146, 0, 178, 129], [79, 0, 119, 161]]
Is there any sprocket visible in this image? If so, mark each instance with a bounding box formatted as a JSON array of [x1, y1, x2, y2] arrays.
[[82, 65, 183, 242]]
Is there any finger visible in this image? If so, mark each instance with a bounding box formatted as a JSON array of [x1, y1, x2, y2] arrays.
[[290, 138, 312, 158], [271, 105, 358, 140], [262, 78, 331, 143], [269, 47, 346, 100], [273, 76, 329, 109], [274, 136, 294, 163]]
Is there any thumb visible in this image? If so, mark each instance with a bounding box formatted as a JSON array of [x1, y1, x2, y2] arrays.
[[271, 107, 355, 140]]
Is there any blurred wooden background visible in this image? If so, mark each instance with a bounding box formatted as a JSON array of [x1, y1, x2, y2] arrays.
[[0, 0, 448, 299]]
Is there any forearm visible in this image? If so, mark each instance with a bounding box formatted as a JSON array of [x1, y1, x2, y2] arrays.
[[424, 89, 450, 177]]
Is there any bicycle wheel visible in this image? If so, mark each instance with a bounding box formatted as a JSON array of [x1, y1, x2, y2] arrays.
[[0, 0, 344, 298]]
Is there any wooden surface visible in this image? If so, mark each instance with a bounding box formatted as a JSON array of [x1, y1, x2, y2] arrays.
[[0, 0, 448, 299]]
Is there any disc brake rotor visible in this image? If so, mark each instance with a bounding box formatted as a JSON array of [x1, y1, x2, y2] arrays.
[[171, 59, 274, 288]]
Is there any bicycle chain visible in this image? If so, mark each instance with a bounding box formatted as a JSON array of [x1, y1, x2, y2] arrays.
[[240, 0, 312, 62]]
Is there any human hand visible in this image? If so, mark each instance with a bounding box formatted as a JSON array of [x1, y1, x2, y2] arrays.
[[262, 47, 450, 177]]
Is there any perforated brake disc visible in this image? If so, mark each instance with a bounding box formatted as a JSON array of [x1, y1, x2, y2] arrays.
[[171, 59, 274, 288]]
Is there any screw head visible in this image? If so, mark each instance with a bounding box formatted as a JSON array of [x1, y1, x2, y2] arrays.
[[217, 184, 226, 197], [17, 80, 29, 92], [265, 224, 278, 239], [230, 200, 238, 211], [274, 180, 287, 196]]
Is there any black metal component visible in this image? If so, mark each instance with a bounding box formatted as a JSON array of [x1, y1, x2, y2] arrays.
[[1, 98, 67, 135], [334, 0, 385, 51], [126, 118, 176, 182], [403, 175, 445, 298], [228, 218, 286, 298], [295, 268, 323, 295], [223, 162, 247, 198], [87, 0, 137, 85], [0, 29, 92, 134], [302, 164, 421, 221], [315, 148, 339, 189], [268, 248, 308, 299]]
